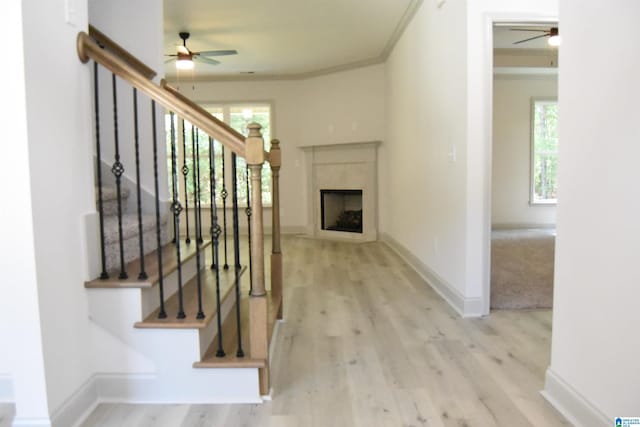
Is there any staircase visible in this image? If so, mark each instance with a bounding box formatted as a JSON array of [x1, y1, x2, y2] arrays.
[[78, 26, 283, 402]]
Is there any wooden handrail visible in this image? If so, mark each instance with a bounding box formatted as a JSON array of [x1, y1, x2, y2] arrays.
[[77, 31, 246, 156], [88, 25, 157, 80]]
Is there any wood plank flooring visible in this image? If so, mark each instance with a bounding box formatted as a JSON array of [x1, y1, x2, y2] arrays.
[[81, 236, 568, 427]]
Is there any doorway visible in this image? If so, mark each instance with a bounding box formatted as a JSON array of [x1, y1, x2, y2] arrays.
[[489, 22, 559, 310]]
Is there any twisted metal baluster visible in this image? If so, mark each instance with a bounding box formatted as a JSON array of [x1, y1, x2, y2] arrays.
[[94, 62, 109, 280], [192, 126, 204, 320], [132, 88, 147, 280], [169, 113, 178, 243], [210, 138, 225, 357], [221, 146, 229, 269], [231, 153, 245, 358], [245, 165, 253, 295], [111, 73, 128, 279], [171, 121, 186, 319], [196, 128, 203, 244], [209, 137, 216, 270], [151, 102, 167, 318], [181, 119, 191, 244]]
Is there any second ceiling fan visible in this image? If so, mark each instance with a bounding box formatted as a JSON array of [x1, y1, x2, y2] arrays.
[[166, 32, 238, 69], [511, 27, 560, 46]]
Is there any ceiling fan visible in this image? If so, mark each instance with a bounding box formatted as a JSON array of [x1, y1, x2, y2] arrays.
[[165, 32, 238, 70], [511, 27, 561, 46]]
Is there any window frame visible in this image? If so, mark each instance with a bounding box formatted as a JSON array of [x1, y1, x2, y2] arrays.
[[529, 97, 558, 206], [168, 101, 275, 209]]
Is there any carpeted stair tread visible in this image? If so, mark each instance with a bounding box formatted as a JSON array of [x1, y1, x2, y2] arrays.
[[97, 185, 130, 202], [103, 213, 159, 245]]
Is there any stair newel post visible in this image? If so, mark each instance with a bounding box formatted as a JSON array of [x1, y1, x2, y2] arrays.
[[221, 146, 230, 270], [246, 123, 269, 395], [151, 101, 167, 319], [245, 164, 254, 295], [192, 126, 204, 320], [270, 139, 283, 319], [231, 152, 245, 358], [171, 120, 186, 320], [111, 73, 128, 280], [181, 119, 191, 244], [132, 88, 147, 280], [94, 62, 109, 280]]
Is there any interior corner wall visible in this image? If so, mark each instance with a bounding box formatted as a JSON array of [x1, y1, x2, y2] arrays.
[[545, 0, 640, 422], [492, 76, 557, 227], [382, 0, 469, 305], [173, 63, 386, 232], [88, 0, 168, 202], [20, 0, 95, 419]]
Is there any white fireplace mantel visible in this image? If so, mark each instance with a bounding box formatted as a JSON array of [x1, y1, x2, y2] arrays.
[[300, 141, 381, 242]]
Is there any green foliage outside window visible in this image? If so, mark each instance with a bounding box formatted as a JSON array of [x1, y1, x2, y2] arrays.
[[532, 101, 558, 203]]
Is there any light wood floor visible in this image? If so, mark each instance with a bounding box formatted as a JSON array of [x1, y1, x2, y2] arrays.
[[77, 236, 567, 426]]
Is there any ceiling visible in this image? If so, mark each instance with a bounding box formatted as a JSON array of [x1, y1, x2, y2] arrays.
[[493, 24, 559, 50], [163, 0, 420, 80]]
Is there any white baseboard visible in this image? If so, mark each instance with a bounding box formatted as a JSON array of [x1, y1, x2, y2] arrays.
[[380, 232, 483, 318], [541, 368, 610, 427], [0, 375, 13, 402], [11, 418, 52, 427]]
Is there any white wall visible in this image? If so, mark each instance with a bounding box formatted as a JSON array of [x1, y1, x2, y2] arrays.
[[382, 0, 470, 310], [19, 0, 95, 421], [173, 64, 386, 231], [0, 0, 52, 422], [545, 0, 640, 423], [492, 76, 557, 227], [89, 0, 168, 202]]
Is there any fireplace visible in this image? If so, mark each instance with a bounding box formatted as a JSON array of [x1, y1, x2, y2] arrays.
[[320, 189, 363, 233], [302, 141, 380, 242]]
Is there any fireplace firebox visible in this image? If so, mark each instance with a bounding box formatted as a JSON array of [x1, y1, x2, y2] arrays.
[[320, 189, 363, 233]]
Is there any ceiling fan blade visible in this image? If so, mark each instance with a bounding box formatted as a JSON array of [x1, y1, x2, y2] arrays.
[[513, 33, 549, 44], [177, 45, 189, 54], [509, 28, 548, 32], [165, 54, 178, 57], [197, 49, 238, 57], [194, 56, 220, 66]]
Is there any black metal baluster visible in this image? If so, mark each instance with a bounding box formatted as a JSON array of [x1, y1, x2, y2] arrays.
[[192, 126, 205, 320], [195, 128, 203, 244], [151, 102, 167, 319], [221, 146, 229, 269], [211, 146, 225, 357], [245, 166, 253, 295], [169, 113, 178, 244], [231, 152, 245, 358], [172, 121, 186, 319], [132, 88, 147, 280], [111, 73, 128, 280], [209, 137, 216, 270], [181, 119, 191, 244], [94, 62, 109, 280]]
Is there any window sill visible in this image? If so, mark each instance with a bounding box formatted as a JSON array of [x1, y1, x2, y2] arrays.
[[529, 201, 557, 206]]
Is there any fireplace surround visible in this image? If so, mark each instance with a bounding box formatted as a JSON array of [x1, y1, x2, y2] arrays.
[[301, 141, 379, 242]]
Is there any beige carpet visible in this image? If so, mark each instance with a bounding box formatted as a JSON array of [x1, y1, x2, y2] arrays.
[[491, 229, 555, 310]]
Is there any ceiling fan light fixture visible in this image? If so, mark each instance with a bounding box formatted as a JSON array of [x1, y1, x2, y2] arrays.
[[176, 54, 194, 70], [547, 35, 561, 46]]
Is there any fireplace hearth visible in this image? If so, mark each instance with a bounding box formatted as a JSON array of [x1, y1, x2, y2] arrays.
[[320, 189, 363, 233]]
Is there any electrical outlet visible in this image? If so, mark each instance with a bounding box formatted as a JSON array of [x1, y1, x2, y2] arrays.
[[65, 0, 77, 26]]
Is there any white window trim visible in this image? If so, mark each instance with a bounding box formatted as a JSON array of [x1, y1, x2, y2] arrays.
[[529, 97, 558, 206]]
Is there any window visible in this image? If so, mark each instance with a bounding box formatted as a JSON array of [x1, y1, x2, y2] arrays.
[[531, 99, 558, 204], [166, 104, 272, 207]]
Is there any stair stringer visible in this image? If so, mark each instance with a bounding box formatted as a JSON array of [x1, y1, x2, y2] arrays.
[[85, 262, 260, 403]]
